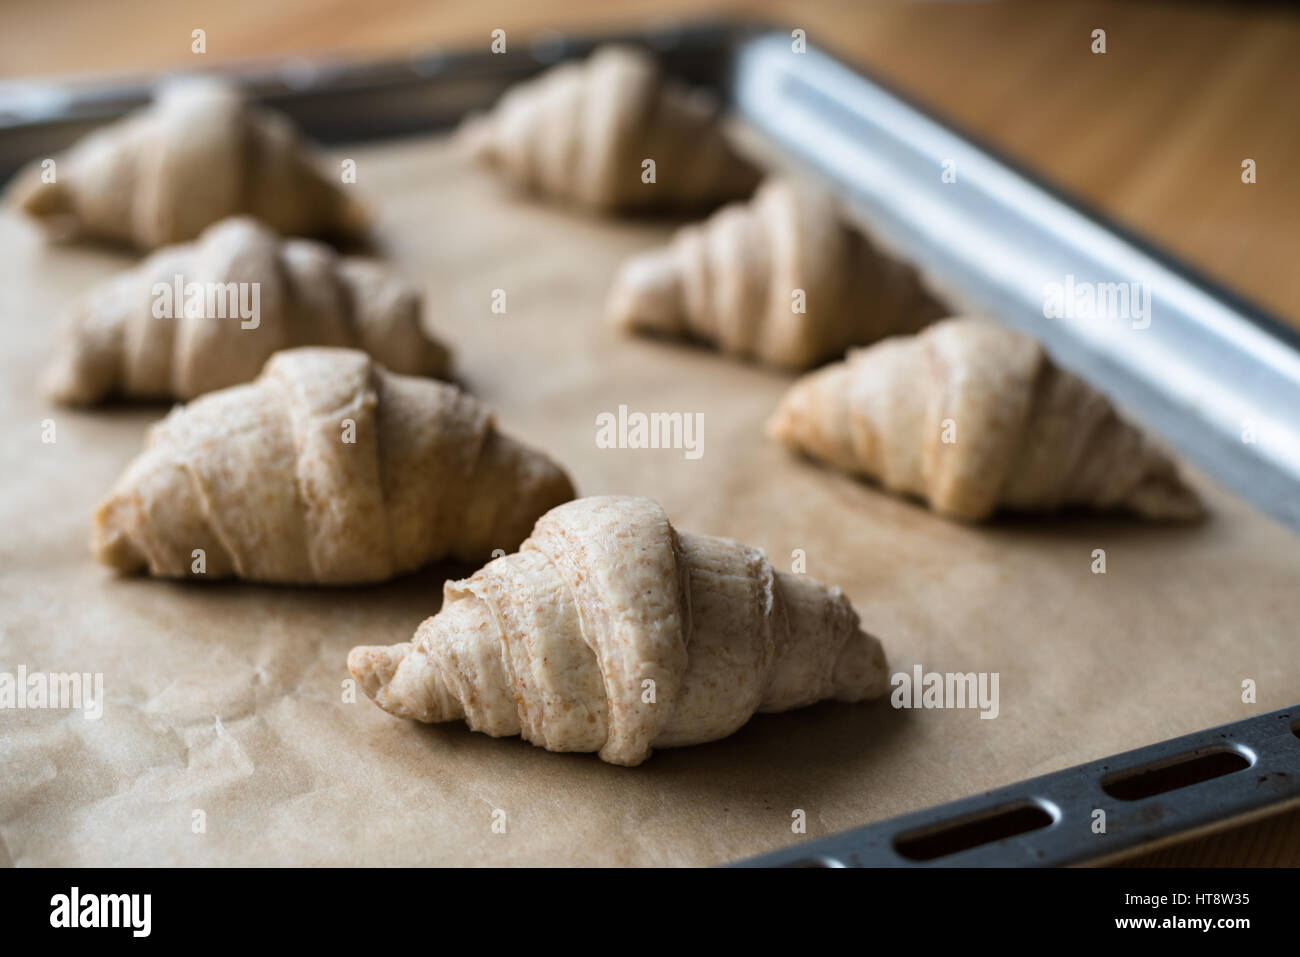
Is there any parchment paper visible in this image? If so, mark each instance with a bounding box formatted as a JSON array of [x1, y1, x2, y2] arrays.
[[2, 135, 1298, 867]]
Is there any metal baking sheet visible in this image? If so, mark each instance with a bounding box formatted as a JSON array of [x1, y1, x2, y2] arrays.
[[738, 706, 1300, 867], [730, 32, 1300, 535], [2, 23, 1296, 866]]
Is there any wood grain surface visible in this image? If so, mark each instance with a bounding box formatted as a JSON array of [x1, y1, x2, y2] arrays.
[[2, 0, 1296, 867], [4, 0, 1296, 326]]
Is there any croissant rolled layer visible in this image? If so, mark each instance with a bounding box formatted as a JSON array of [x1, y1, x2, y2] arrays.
[[46, 217, 450, 404], [94, 348, 576, 584], [461, 46, 761, 213], [608, 179, 944, 369], [349, 495, 889, 766], [8, 79, 367, 248], [768, 317, 1204, 521]]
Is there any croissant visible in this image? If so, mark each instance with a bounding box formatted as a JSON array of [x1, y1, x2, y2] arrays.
[[460, 45, 761, 213], [7, 79, 367, 248], [348, 495, 889, 766], [94, 348, 576, 584], [607, 178, 944, 369], [45, 217, 450, 405], [767, 317, 1204, 522]]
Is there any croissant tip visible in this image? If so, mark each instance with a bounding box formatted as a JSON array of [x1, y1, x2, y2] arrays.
[[1170, 491, 1206, 523], [457, 113, 494, 164], [7, 167, 47, 209], [6, 166, 75, 234], [42, 360, 86, 405], [335, 194, 373, 239], [764, 405, 794, 445], [606, 253, 684, 334], [551, 465, 578, 507], [1132, 482, 1206, 523], [1111, 456, 1205, 523], [347, 643, 410, 701], [765, 378, 819, 447], [43, 329, 113, 404], [849, 631, 893, 701], [525, 462, 579, 538], [91, 503, 147, 575]]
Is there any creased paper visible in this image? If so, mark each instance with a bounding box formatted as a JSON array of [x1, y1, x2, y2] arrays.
[[2, 135, 1298, 866]]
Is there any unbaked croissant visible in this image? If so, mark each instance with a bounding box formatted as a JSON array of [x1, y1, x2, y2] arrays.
[[607, 178, 944, 369], [767, 317, 1204, 521], [7, 79, 367, 248], [348, 495, 889, 766], [460, 45, 761, 213], [46, 217, 450, 405], [94, 348, 575, 584]]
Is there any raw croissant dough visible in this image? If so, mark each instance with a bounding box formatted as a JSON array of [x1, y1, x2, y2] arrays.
[[460, 45, 761, 213], [7, 79, 367, 248], [349, 495, 889, 766], [608, 178, 944, 369], [47, 217, 451, 404], [767, 317, 1204, 521], [94, 348, 575, 584]]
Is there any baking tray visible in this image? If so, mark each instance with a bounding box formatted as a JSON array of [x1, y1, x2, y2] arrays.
[[2, 22, 1298, 866]]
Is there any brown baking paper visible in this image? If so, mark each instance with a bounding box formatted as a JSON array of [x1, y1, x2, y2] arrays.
[[2, 135, 1298, 867]]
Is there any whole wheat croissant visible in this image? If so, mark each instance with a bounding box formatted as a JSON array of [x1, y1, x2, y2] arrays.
[[46, 217, 451, 404], [767, 317, 1204, 522], [7, 79, 367, 248], [460, 45, 761, 213], [607, 178, 944, 369], [348, 495, 889, 766], [94, 348, 575, 584]]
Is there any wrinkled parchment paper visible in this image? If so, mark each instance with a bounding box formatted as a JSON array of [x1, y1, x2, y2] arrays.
[[2, 135, 1299, 867]]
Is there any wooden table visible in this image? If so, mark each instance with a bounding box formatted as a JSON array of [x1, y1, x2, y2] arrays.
[[4, 0, 1296, 327], [2, 0, 1297, 866]]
